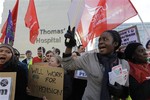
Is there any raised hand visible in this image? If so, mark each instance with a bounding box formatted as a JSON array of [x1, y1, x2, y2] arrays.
[[64, 26, 76, 48]]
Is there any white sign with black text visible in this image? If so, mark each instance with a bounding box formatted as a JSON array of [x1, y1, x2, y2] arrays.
[[119, 26, 140, 46], [0, 77, 12, 100], [74, 70, 87, 80]]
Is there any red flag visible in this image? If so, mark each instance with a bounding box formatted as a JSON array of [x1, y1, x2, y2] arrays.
[[24, 0, 39, 44], [77, 0, 138, 47], [0, 0, 19, 43]]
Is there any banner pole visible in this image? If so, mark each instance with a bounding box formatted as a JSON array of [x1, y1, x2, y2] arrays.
[[75, 33, 82, 45]]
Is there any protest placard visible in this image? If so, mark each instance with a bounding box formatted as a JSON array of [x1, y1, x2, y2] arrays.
[[119, 25, 140, 46], [28, 63, 64, 100], [74, 70, 87, 80], [109, 65, 128, 85], [0, 72, 16, 100]]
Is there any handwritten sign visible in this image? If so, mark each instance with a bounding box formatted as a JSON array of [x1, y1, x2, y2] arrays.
[[0, 72, 16, 100], [28, 63, 64, 100], [119, 25, 140, 46]]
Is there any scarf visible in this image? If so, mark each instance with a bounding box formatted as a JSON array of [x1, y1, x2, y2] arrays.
[[97, 53, 118, 100], [129, 61, 150, 83]]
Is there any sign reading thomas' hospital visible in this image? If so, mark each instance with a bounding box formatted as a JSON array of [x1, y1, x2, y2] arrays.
[[0, 0, 71, 56]]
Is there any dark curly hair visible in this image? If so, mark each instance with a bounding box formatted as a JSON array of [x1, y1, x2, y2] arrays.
[[124, 42, 142, 62]]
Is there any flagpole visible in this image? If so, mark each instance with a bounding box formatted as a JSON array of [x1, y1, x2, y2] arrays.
[[75, 33, 82, 45], [137, 13, 150, 39]]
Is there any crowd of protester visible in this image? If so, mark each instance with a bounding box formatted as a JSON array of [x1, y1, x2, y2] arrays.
[[0, 27, 150, 100]]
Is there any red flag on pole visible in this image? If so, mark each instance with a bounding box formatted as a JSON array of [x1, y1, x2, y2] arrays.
[[24, 0, 39, 44], [0, 0, 19, 43], [77, 0, 138, 47]]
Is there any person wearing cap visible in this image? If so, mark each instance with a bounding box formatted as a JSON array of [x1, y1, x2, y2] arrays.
[[124, 42, 150, 100], [0, 44, 28, 100]]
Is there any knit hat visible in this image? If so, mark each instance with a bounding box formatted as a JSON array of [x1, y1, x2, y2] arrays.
[[0, 44, 15, 55], [0, 44, 16, 69], [124, 42, 142, 60]]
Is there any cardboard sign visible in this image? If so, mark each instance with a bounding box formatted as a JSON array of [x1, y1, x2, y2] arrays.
[[0, 72, 16, 100], [28, 63, 64, 100], [119, 25, 140, 46]]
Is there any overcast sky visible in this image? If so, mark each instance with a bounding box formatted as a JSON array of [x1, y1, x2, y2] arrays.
[[0, 0, 150, 24], [126, 0, 150, 23]]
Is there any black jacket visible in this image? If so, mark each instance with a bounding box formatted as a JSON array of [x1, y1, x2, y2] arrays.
[[0, 63, 28, 100], [129, 75, 150, 100]]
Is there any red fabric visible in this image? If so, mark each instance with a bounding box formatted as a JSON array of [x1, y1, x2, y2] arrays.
[[129, 61, 150, 83], [0, 0, 19, 43], [77, 0, 138, 47], [77, 21, 87, 46], [32, 57, 42, 64], [24, 0, 39, 44]]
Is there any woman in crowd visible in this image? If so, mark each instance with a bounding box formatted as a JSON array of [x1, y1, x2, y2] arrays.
[[0, 44, 28, 100], [62, 26, 130, 100], [44, 50, 54, 62], [124, 42, 150, 100]]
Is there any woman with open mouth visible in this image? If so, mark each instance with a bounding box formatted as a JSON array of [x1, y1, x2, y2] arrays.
[[62, 26, 130, 100], [0, 44, 28, 100]]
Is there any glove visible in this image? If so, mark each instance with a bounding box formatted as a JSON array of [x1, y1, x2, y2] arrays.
[[108, 82, 129, 98], [64, 26, 76, 48]]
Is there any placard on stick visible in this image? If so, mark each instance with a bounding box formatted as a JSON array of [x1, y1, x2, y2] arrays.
[[0, 72, 16, 100], [28, 63, 64, 100], [119, 25, 140, 46]]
